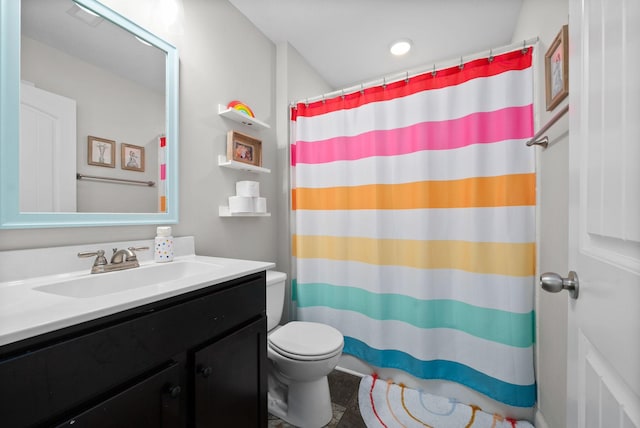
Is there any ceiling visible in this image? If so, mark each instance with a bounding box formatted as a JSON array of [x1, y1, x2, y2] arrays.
[[229, 0, 524, 90], [22, 0, 166, 93]]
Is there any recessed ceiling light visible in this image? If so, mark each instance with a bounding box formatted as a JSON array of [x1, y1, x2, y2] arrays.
[[67, 2, 103, 27], [390, 39, 412, 56]]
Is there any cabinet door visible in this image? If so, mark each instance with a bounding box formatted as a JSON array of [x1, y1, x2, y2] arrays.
[[194, 317, 267, 428], [54, 362, 182, 428]]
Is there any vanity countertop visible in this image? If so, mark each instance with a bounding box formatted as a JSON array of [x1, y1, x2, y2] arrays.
[[0, 238, 274, 347]]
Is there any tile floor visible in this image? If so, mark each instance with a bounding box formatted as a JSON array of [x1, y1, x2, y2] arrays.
[[268, 370, 367, 428]]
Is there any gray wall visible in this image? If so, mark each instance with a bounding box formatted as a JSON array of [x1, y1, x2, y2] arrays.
[[512, 1, 569, 427], [275, 42, 333, 321]]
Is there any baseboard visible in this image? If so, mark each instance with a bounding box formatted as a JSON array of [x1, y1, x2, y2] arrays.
[[334, 365, 365, 378], [535, 408, 551, 428]]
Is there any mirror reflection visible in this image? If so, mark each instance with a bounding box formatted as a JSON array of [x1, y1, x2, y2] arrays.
[[20, 0, 167, 213]]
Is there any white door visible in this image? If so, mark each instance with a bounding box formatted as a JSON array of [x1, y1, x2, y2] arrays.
[[565, 0, 640, 427], [20, 82, 77, 212]]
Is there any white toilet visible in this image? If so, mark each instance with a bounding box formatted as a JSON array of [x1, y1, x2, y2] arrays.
[[266, 271, 344, 428]]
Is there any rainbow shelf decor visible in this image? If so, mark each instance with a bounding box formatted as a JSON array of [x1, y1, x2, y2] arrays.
[[227, 100, 255, 118]]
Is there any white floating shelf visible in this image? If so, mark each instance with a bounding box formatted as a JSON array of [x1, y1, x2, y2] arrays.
[[218, 105, 270, 130], [219, 206, 271, 217], [218, 155, 270, 174]]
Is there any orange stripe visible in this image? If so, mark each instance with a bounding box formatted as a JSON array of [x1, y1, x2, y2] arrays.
[[292, 173, 535, 210], [386, 380, 407, 428], [466, 405, 482, 427], [400, 384, 433, 428], [160, 196, 166, 212]]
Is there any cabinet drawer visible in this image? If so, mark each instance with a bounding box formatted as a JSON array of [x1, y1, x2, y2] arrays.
[[0, 274, 264, 427]]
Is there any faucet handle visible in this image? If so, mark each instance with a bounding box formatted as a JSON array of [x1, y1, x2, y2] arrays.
[[127, 246, 150, 261], [78, 249, 108, 266]]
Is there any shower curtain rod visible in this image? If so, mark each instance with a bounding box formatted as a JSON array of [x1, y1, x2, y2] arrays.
[[291, 36, 539, 107]]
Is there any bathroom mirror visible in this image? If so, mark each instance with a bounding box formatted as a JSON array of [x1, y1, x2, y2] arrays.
[[0, 0, 179, 228]]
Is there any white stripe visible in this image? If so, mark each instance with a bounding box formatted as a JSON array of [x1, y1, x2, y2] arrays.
[[295, 68, 533, 142], [297, 306, 535, 385], [294, 139, 534, 186], [294, 258, 534, 313], [294, 206, 535, 243]]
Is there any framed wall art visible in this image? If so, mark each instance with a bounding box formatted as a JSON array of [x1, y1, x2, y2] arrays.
[[227, 130, 262, 167], [545, 24, 569, 111], [87, 136, 116, 168], [121, 143, 145, 172]]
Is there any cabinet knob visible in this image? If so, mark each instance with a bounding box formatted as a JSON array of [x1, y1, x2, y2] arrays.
[[198, 366, 213, 378], [167, 385, 181, 398]]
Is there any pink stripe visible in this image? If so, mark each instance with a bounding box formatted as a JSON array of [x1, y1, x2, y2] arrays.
[[160, 164, 166, 180], [290, 143, 297, 166], [293, 105, 532, 165]]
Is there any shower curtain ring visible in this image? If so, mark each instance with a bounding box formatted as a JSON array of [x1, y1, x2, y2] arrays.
[[341, 89, 345, 100], [405, 72, 409, 84], [459, 57, 464, 70], [431, 64, 437, 77], [488, 49, 494, 63], [360, 84, 365, 95], [521, 40, 528, 54], [382, 77, 387, 89], [305, 98, 309, 108]]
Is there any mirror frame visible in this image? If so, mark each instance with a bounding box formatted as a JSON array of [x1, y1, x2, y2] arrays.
[[0, 0, 179, 228]]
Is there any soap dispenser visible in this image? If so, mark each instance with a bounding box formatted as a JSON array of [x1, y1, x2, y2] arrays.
[[154, 226, 174, 262]]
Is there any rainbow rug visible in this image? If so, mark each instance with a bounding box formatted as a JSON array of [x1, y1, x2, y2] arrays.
[[358, 375, 535, 428]]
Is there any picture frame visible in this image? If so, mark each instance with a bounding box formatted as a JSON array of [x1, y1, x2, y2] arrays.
[[545, 25, 569, 111], [121, 143, 145, 172], [87, 136, 116, 168], [227, 130, 262, 167]]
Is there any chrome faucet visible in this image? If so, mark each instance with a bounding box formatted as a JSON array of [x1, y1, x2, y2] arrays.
[[78, 246, 149, 274]]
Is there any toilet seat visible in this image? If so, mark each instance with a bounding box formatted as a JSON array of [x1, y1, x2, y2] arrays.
[[268, 321, 343, 362]]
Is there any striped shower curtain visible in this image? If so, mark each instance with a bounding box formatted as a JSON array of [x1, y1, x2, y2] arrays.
[[290, 49, 536, 407]]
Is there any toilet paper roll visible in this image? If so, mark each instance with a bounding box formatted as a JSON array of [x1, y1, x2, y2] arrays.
[[253, 197, 267, 213], [236, 181, 260, 197], [228, 196, 254, 213]]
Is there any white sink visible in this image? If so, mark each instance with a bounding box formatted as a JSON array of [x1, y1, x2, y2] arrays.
[[34, 260, 223, 298]]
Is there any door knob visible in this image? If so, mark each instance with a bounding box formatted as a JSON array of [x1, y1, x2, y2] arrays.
[[540, 271, 579, 299]]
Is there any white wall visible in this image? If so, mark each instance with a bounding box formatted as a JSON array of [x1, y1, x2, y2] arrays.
[[0, 0, 280, 266], [511, 1, 570, 428]]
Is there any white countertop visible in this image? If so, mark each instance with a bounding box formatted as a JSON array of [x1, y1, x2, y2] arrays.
[[0, 237, 274, 347]]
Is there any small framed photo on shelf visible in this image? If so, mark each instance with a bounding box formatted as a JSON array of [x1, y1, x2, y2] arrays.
[[227, 130, 262, 167], [87, 136, 115, 168], [545, 24, 569, 111], [121, 143, 145, 172]]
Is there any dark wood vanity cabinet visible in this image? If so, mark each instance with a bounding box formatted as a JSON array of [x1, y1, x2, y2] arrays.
[[0, 272, 267, 428]]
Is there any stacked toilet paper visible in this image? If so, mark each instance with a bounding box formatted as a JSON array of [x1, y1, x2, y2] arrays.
[[229, 181, 267, 214]]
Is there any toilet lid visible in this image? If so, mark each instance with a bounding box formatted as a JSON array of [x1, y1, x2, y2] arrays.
[[268, 321, 343, 358]]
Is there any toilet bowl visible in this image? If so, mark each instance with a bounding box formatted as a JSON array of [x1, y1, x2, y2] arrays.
[[266, 271, 344, 428]]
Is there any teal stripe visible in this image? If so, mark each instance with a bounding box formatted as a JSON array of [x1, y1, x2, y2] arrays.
[[295, 282, 534, 348], [344, 336, 536, 407]]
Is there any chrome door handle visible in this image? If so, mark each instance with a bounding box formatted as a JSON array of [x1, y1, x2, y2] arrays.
[[540, 271, 579, 299]]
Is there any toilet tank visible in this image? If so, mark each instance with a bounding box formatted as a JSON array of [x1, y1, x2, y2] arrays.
[[266, 270, 287, 331]]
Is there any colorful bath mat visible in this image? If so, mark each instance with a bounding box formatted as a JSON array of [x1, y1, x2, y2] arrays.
[[358, 375, 535, 428]]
